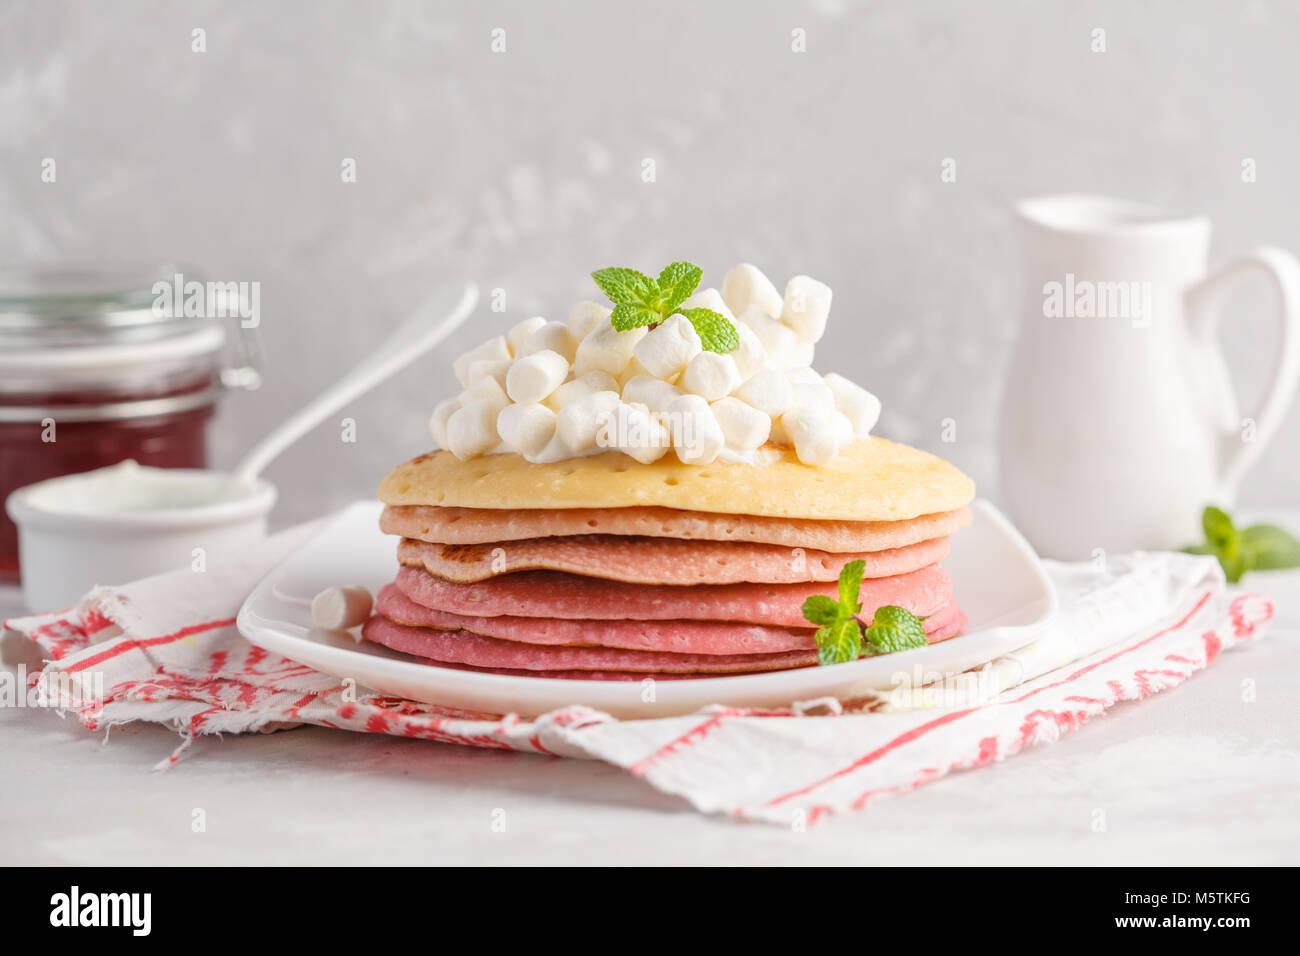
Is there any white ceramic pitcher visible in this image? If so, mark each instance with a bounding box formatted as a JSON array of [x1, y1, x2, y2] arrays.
[[998, 195, 1300, 559]]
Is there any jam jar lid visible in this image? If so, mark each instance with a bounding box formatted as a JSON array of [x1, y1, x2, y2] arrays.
[[0, 263, 263, 420]]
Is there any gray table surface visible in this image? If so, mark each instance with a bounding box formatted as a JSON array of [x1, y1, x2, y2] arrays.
[[2, 544, 1297, 866]]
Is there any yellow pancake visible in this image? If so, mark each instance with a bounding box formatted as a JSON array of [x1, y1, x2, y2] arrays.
[[377, 438, 975, 522]]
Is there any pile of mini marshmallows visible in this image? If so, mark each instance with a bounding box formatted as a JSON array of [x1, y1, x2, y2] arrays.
[[430, 264, 881, 466]]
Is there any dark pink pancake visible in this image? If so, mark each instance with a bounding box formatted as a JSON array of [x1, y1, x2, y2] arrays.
[[364, 606, 967, 681], [394, 563, 953, 628], [362, 615, 817, 674], [375, 582, 964, 653]]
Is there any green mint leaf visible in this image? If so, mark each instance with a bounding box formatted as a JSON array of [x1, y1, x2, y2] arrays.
[[815, 617, 862, 666], [656, 261, 703, 314], [1202, 505, 1237, 552], [591, 267, 658, 308], [610, 302, 659, 332], [837, 558, 865, 616], [862, 605, 928, 655], [1187, 505, 1244, 582], [679, 307, 739, 353], [1240, 523, 1300, 572], [801, 594, 839, 627]]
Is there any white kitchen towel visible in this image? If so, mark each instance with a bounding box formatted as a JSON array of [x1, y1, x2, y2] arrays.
[[2, 523, 1273, 824]]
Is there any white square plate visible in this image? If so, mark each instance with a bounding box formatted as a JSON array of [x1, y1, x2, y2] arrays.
[[237, 499, 1057, 719]]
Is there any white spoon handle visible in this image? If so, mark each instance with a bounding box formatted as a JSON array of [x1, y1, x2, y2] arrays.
[[232, 282, 478, 483]]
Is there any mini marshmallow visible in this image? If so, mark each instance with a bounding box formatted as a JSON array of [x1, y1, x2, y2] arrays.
[[446, 400, 503, 459], [453, 335, 510, 388], [739, 306, 799, 364], [573, 322, 646, 378], [787, 342, 816, 369], [506, 349, 569, 403], [497, 402, 557, 458], [459, 374, 510, 413], [622, 374, 684, 412], [781, 275, 833, 344], [679, 287, 736, 321], [666, 394, 725, 465], [785, 366, 824, 386], [555, 389, 622, 454], [545, 371, 619, 412], [429, 396, 461, 448], [788, 380, 836, 413], [633, 313, 702, 379], [466, 357, 512, 389], [780, 404, 844, 466], [824, 372, 881, 437], [311, 585, 374, 634], [733, 369, 792, 418], [711, 396, 771, 452], [567, 300, 611, 340], [617, 357, 656, 390], [721, 263, 783, 319], [518, 321, 579, 363], [828, 409, 855, 447], [607, 401, 670, 464], [506, 316, 549, 356], [730, 320, 766, 380], [682, 351, 741, 402]]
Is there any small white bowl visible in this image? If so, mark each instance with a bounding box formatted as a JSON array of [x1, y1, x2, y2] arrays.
[[6, 463, 277, 613]]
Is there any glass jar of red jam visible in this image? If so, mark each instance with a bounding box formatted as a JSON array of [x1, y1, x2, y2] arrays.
[[0, 265, 262, 581]]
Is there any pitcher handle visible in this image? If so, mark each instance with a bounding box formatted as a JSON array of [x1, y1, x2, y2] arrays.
[[1185, 246, 1300, 492]]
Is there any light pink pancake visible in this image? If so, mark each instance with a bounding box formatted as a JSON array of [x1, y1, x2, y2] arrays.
[[396, 533, 949, 585], [375, 582, 964, 653], [362, 615, 818, 674], [394, 563, 953, 628], [381, 504, 972, 552]]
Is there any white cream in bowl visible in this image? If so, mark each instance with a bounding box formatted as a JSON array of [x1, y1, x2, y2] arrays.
[[5, 461, 276, 612]]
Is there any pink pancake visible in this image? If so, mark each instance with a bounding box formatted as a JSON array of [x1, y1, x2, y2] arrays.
[[375, 582, 963, 653], [381, 504, 972, 552], [362, 615, 818, 674], [396, 533, 949, 585], [394, 563, 953, 628]]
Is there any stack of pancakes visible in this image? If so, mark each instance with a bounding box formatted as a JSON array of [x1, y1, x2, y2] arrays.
[[366, 437, 975, 680]]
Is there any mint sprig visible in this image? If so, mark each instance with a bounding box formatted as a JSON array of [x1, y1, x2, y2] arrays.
[[590, 261, 737, 353], [801, 560, 929, 665], [1184, 505, 1300, 583]]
